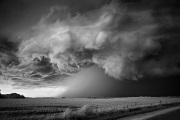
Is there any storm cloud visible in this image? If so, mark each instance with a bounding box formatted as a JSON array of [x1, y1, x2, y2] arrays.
[[17, 1, 159, 80], [0, 0, 180, 91]]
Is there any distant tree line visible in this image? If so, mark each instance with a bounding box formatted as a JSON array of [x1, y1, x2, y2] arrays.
[[0, 93, 25, 99]]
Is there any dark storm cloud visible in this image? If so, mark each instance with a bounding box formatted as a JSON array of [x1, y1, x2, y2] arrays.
[[0, 0, 104, 36], [141, 37, 180, 76], [0, 0, 180, 91], [12, 80, 45, 89], [11, 78, 54, 89], [7, 56, 70, 88], [43, 74, 69, 83], [0, 36, 19, 52], [0, 36, 71, 88], [9, 70, 69, 89], [137, 0, 180, 76], [17, 0, 161, 80], [30, 74, 42, 78], [0, 36, 20, 68]]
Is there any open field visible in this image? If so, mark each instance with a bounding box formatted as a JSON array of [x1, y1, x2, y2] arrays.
[[0, 97, 180, 120]]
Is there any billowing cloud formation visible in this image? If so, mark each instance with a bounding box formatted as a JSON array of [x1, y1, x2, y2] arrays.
[[17, 1, 158, 80], [0, 36, 69, 88]]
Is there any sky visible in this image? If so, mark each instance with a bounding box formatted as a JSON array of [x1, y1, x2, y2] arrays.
[[0, 0, 180, 97]]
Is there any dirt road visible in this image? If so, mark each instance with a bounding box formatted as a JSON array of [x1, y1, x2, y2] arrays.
[[119, 105, 180, 120]]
